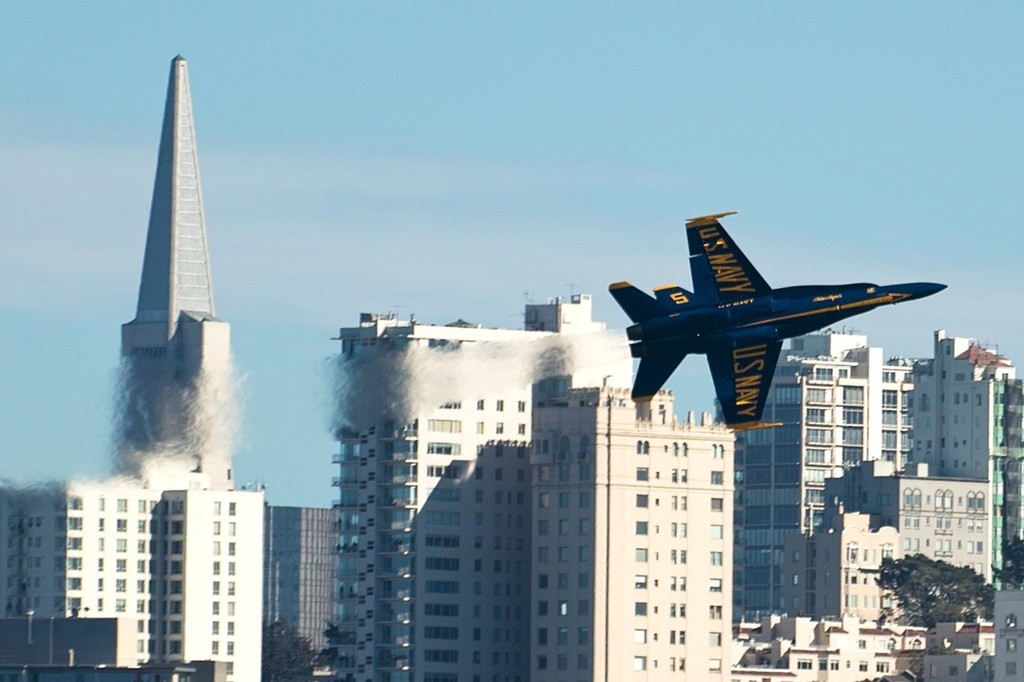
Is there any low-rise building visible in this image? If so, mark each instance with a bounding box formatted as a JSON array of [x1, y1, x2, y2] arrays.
[[732, 615, 926, 682], [780, 510, 899, 620]]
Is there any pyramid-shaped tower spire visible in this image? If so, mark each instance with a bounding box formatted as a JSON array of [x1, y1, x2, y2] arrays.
[[134, 55, 215, 336]]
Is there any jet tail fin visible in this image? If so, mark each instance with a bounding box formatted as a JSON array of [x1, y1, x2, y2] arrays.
[[653, 284, 696, 309], [632, 349, 688, 403], [609, 282, 663, 323]]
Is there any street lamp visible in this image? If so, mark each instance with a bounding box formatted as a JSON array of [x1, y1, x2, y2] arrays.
[[26, 609, 34, 644]]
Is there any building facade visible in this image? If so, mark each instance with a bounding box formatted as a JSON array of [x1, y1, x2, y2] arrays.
[[331, 295, 631, 682], [735, 331, 914, 618], [0, 479, 263, 680], [824, 461, 993, 580], [780, 510, 900, 621], [994, 590, 1024, 681], [531, 387, 733, 680], [910, 330, 1024, 574], [732, 615, 926, 681], [264, 505, 339, 652]]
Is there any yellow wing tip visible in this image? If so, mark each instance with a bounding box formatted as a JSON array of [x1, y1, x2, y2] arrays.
[[609, 281, 633, 291], [686, 211, 738, 228], [729, 420, 782, 432], [653, 283, 681, 292], [633, 394, 654, 404]]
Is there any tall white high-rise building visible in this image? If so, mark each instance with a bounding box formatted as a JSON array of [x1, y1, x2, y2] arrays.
[[0, 56, 262, 680], [331, 296, 630, 682], [734, 331, 914, 619]]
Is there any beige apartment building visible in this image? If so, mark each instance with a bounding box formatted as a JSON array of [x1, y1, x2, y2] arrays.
[[780, 511, 899, 621], [824, 460, 992, 579], [532, 386, 734, 680]]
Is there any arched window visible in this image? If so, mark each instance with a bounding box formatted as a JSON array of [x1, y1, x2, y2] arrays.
[[967, 492, 976, 511], [578, 435, 590, 460], [636, 440, 643, 455], [642, 441, 650, 455], [912, 489, 922, 509], [672, 443, 679, 457], [934, 490, 945, 510], [976, 492, 985, 511], [944, 491, 954, 510], [559, 436, 570, 459], [681, 443, 689, 458], [903, 490, 914, 509]]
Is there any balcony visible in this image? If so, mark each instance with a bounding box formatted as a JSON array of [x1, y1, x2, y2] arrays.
[[379, 558, 413, 576], [375, 651, 411, 673], [379, 539, 414, 555], [378, 607, 412, 624], [332, 472, 361, 487], [378, 589, 413, 601]]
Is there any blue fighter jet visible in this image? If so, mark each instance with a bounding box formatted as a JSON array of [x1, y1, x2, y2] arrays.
[[609, 212, 945, 430]]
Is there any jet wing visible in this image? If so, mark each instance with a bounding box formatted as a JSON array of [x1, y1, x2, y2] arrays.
[[632, 349, 688, 403], [706, 340, 783, 429], [686, 212, 771, 304]]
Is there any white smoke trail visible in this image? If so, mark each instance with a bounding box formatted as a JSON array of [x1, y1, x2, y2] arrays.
[[113, 352, 240, 489], [331, 329, 630, 434]]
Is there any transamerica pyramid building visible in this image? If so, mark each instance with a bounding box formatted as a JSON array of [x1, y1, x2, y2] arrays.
[[116, 56, 235, 490]]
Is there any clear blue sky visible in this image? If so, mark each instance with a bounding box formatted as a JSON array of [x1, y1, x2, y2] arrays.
[[2, 4, 1022, 506]]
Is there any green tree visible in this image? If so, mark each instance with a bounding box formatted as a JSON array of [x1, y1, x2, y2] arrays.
[[262, 619, 317, 682], [995, 537, 1024, 589], [877, 554, 993, 627]]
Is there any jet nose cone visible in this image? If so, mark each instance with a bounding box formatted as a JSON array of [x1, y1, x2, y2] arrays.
[[900, 282, 946, 300]]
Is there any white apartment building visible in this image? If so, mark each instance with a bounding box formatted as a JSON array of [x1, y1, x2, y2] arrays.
[[332, 295, 631, 682], [0, 476, 263, 680], [736, 331, 914, 618], [532, 386, 733, 681]]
